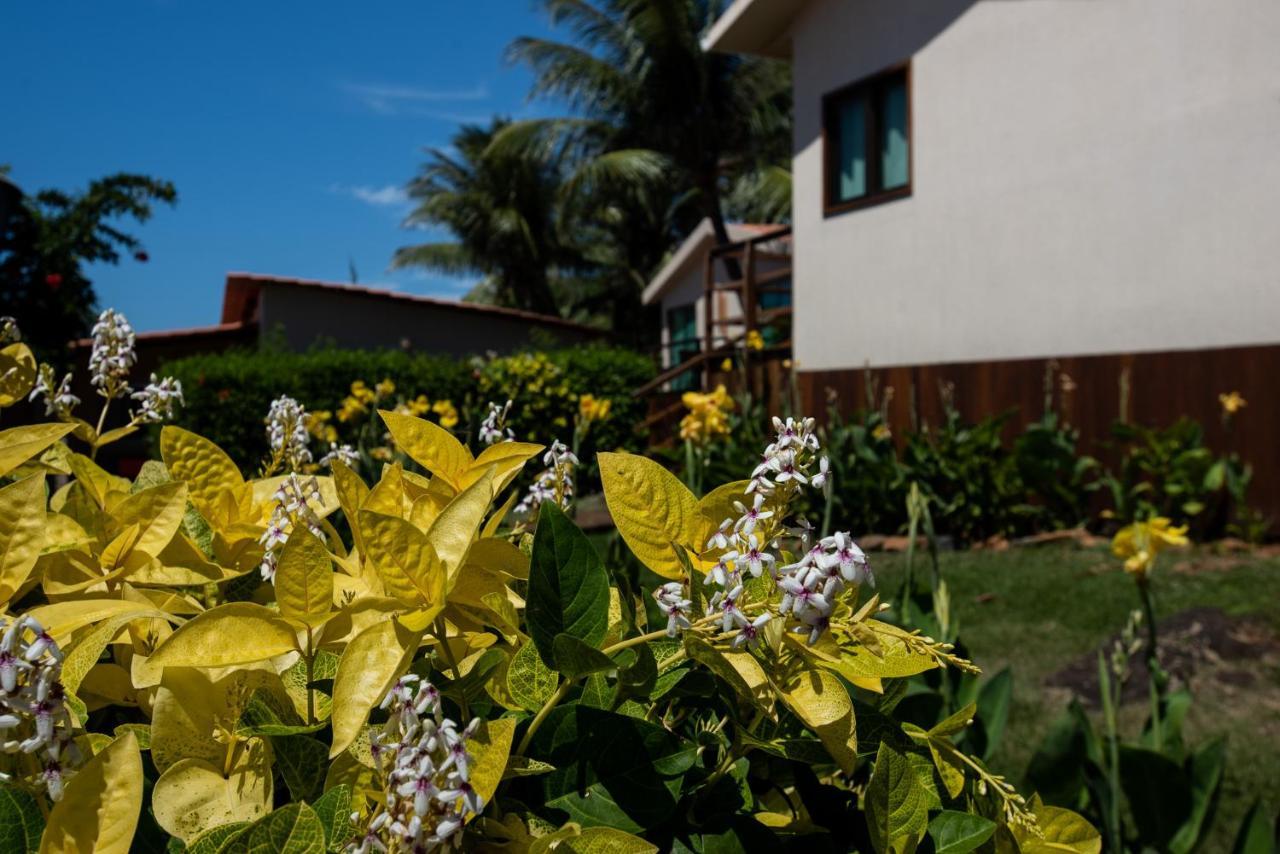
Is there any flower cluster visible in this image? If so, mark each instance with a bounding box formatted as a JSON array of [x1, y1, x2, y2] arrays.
[[679, 385, 734, 446], [0, 317, 20, 344], [1111, 517, 1189, 579], [130, 374, 184, 423], [353, 676, 482, 853], [478, 400, 514, 445], [320, 444, 359, 469], [258, 473, 326, 582], [576, 394, 611, 425], [0, 616, 81, 802], [515, 440, 577, 516], [88, 308, 137, 397], [682, 416, 868, 649], [266, 395, 312, 472], [29, 364, 79, 420]]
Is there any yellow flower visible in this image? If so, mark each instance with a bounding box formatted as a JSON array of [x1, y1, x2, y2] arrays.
[[720, 358, 733, 372], [1219, 391, 1246, 415], [1111, 517, 1189, 579], [350, 380, 376, 405], [872, 424, 892, 441], [578, 394, 611, 424], [375, 378, 396, 399], [370, 445, 393, 462], [745, 330, 765, 351], [432, 399, 459, 429], [408, 394, 430, 417], [306, 410, 332, 441], [337, 396, 367, 423], [679, 384, 735, 446]]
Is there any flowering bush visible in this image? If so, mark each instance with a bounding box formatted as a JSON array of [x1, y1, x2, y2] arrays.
[[0, 311, 1102, 852]]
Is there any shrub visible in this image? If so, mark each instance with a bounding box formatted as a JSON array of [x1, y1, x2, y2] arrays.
[[0, 345, 1099, 851], [160, 343, 655, 472]]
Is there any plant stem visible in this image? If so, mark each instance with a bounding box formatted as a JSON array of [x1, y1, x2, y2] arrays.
[[1137, 576, 1165, 749], [434, 618, 469, 720], [90, 396, 113, 460], [304, 626, 316, 725], [1097, 652, 1123, 852]]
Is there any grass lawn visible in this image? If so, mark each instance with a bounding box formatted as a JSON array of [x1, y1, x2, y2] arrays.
[[868, 543, 1280, 851]]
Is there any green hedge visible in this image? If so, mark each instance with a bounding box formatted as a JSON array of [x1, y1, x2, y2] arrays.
[[159, 344, 654, 470]]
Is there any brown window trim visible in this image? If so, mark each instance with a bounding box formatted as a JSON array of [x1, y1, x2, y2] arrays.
[[822, 61, 913, 218]]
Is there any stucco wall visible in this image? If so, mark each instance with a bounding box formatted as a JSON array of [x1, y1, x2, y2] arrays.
[[258, 284, 597, 357], [790, 0, 1280, 371]]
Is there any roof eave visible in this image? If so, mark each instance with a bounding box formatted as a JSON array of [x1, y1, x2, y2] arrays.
[[702, 0, 803, 59]]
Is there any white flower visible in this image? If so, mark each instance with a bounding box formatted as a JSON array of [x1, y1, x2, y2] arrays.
[[88, 309, 136, 396], [516, 439, 576, 516], [478, 400, 514, 445], [732, 494, 774, 536], [0, 317, 20, 344], [0, 616, 81, 801], [732, 614, 771, 650], [130, 374, 184, 423], [266, 395, 312, 471], [811, 456, 831, 490], [705, 517, 733, 550], [258, 474, 325, 582], [320, 444, 359, 469], [725, 533, 774, 578], [29, 365, 79, 419]]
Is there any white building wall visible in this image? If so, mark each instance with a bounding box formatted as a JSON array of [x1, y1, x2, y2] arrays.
[[790, 0, 1280, 371]]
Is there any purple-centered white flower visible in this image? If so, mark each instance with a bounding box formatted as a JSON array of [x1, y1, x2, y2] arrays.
[[89, 309, 137, 396], [0, 616, 81, 800], [266, 395, 312, 471], [131, 374, 184, 423]]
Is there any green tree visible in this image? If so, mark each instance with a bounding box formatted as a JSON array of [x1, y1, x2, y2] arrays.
[[0, 170, 176, 361], [391, 119, 572, 318], [504, 0, 791, 251]]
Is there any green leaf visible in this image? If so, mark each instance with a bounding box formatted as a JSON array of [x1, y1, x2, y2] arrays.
[[527, 502, 609, 669], [186, 822, 251, 854], [507, 640, 560, 712], [928, 810, 995, 854], [1230, 801, 1274, 854], [552, 634, 616, 679], [0, 785, 44, 853], [1168, 736, 1226, 854], [529, 706, 696, 833], [1118, 746, 1193, 850], [239, 803, 326, 854], [865, 742, 929, 854], [309, 785, 351, 851], [974, 668, 1011, 760], [272, 735, 329, 803]]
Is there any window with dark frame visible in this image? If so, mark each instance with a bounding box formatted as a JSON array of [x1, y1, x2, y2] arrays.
[[823, 64, 911, 215]]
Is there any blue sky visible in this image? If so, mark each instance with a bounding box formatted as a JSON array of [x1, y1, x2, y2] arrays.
[[2, 1, 561, 331]]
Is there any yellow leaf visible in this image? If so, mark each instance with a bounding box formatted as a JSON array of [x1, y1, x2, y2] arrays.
[[42, 513, 92, 554], [275, 526, 334, 625], [148, 603, 299, 670], [1014, 804, 1102, 854], [25, 599, 155, 646], [468, 717, 516, 806], [0, 342, 37, 406], [94, 424, 139, 449], [379, 409, 472, 489], [160, 426, 245, 517], [776, 668, 857, 773], [359, 510, 443, 606], [67, 453, 130, 509], [110, 481, 188, 559], [39, 731, 143, 854], [463, 441, 544, 493], [429, 466, 494, 589], [599, 452, 701, 581], [331, 460, 370, 553], [61, 609, 170, 697], [151, 667, 283, 772], [330, 618, 421, 757], [364, 463, 409, 519], [482, 489, 519, 539], [0, 474, 47, 604], [0, 422, 75, 479], [697, 480, 752, 542], [151, 741, 273, 842], [465, 537, 530, 580]]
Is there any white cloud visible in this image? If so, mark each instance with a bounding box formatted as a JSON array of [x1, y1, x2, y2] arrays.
[[330, 183, 410, 208], [341, 81, 489, 116]]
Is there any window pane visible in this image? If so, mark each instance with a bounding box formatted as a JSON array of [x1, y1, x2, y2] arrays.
[[880, 76, 909, 190], [835, 96, 867, 202]]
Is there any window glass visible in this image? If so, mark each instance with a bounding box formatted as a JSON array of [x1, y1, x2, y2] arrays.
[[836, 96, 867, 202], [880, 76, 909, 190]]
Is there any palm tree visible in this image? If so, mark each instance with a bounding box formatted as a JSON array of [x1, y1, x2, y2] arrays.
[[392, 119, 569, 317], [504, 0, 791, 252]]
